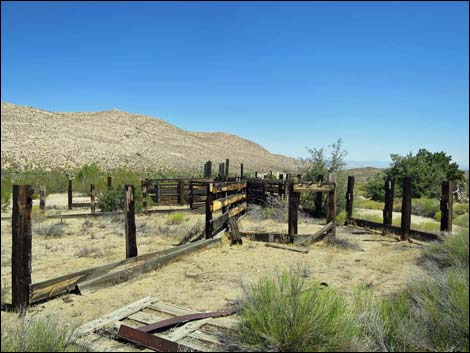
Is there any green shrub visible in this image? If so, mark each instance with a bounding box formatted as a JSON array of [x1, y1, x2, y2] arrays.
[[98, 185, 143, 212], [453, 203, 469, 216], [1, 316, 88, 352], [434, 211, 441, 221], [336, 210, 347, 225], [414, 221, 441, 234], [1, 175, 12, 212], [97, 187, 124, 212], [167, 212, 185, 225], [411, 198, 440, 218], [365, 174, 386, 201], [421, 230, 469, 269], [454, 214, 469, 228], [236, 269, 357, 352], [355, 198, 384, 210]]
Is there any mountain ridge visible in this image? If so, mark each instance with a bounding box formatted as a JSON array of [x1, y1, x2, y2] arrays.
[[0, 102, 301, 173]]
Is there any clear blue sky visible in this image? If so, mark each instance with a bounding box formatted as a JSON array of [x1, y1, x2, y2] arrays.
[[2, 1, 469, 168]]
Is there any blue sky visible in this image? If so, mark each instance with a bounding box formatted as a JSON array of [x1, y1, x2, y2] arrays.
[[2, 1, 469, 168]]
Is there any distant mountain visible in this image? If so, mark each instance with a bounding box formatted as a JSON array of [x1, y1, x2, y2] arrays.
[[345, 160, 392, 169], [0, 102, 301, 173]]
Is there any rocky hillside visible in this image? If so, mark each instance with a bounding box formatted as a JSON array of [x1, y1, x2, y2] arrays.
[[1, 102, 301, 173]]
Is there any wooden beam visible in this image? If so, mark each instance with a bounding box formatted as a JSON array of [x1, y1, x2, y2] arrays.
[[440, 180, 453, 233], [12, 185, 34, 312], [240, 163, 244, 181], [400, 177, 411, 241], [39, 185, 46, 212], [211, 203, 247, 231], [383, 177, 395, 231], [212, 193, 246, 212], [345, 176, 354, 225], [225, 159, 230, 180], [210, 182, 246, 193], [218, 163, 225, 180], [107, 176, 112, 190], [68, 178, 73, 210], [314, 174, 324, 216], [265, 243, 308, 253], [125, 185, 137, 258], [206, 161, 212, 178], [295, 221, 334, 247]]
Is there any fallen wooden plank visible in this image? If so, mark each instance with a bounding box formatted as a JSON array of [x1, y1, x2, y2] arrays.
[[239, 232, 309, 244], [295, 221, 334, 246], [265, 243, 309, 253], [30, 239, 219, 304], [76, 296, 158, 337], [77, 238, 221, 293], [350, 218, 442, 242]]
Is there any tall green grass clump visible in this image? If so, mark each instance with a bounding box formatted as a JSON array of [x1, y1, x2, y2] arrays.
[[411, 198, 440, 218], [236, 269, 357, 352], [167, 212, 185, 225], [454, 213, 469, 228], [1, 316, 88, 352]]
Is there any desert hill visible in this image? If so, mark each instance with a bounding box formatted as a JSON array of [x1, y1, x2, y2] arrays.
[[1, 102, 301, 174]]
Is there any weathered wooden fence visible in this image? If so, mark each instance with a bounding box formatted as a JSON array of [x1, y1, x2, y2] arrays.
[[347, 176, 452, 241]]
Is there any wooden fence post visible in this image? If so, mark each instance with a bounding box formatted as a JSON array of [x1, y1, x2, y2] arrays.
[[68, 178, 73, 210], [107, 176, 112, 190], [90, 184, 96, 215], [345, 176, 355, 225], [178, 180, 184, 205], [205, 184, 213, 239], [326, 173, 337, 238], [383, 177, 395, 233], [12, 185, 34, 312], [315, 174, 324, 216], [255, 171, 258, 178], [142, 180, 148, 213], [225, 159, 230, 180], [400, 177, 411, 241], [240, 163, 244, 181], [440, 180, 453, 233], [288, 177, 299, 242], [218, 163, 225, 180], [206, 161, 212, 178], [189, 181, 194, 209], [124, 185, 137, 258], [39, 185, 46, 212]]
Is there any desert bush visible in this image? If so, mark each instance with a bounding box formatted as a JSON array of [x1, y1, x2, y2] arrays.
[[33, 222, 66, 237], [235, 268, 357, 352], [1, 316, 87, 352], [453, 202, 469, 216], [454, 213, 469, 228], [98, 186, 124, 212], [421, 230, 469, 270], [355, 198, 384, 210], [411, 198, 440, 218], [76, 245, 105, 258], [167, 212, 185, 225], [365, 174, 386, 202], [1, 175, 12, 212]]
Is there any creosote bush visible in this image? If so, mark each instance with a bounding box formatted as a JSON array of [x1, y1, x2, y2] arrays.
[[1, 316, 88, 352], [235, 268, 357, 352]]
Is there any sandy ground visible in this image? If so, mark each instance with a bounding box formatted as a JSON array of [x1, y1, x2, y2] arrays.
[[355, 208, 440, 225], [1, 194, 429, 332]]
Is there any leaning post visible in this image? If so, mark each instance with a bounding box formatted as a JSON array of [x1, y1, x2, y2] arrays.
[[68, 178, 73, 210], [383, 177, 395, 234], [288, 177, 299, 242], [326, 173, 337, 238]]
